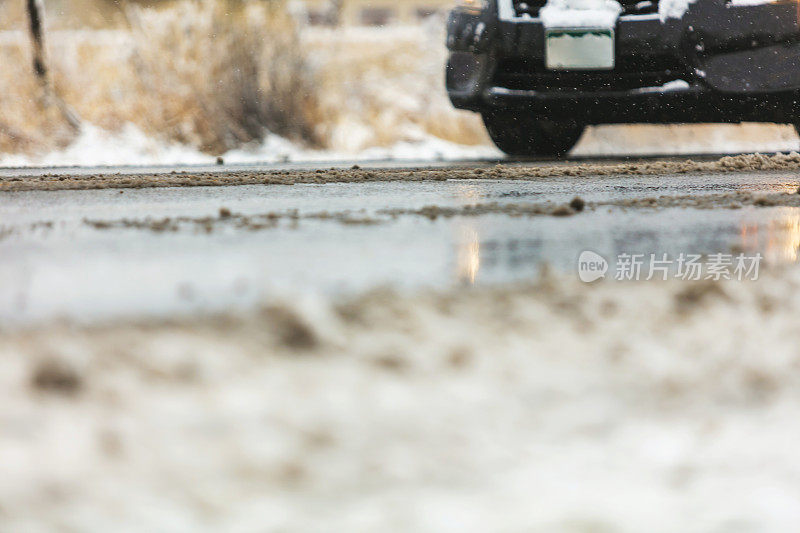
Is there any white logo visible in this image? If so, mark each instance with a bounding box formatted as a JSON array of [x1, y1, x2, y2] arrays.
[[578, 251, 608, 283]]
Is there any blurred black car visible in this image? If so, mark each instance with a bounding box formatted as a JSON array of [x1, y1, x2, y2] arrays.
[[446, 0, 800, 156]]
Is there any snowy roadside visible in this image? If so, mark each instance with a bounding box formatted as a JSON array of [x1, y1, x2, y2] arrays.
[[3, 268, 800, 531], [1, 122, 799, 167], [0, 124, 500, 167]]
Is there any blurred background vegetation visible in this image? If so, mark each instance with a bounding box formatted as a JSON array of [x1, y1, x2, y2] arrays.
[[0, 0, 487, 156]]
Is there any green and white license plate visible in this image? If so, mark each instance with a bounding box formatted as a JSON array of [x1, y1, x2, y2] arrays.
[[545, 29, 615, 70]]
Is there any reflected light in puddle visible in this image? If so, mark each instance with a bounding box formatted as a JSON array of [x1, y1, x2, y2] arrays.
[[769, 208, 800, 263], [456, 225, 481, 285], [455, 182, 485, 203], [454, 183, 485, 285], [739, 208, 800, 264]]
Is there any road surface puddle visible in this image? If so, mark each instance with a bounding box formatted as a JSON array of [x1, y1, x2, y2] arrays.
[[4, 175, 800, 324]]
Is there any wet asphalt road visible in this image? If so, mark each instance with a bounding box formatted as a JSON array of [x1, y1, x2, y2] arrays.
[[2, 158, 800, 325]]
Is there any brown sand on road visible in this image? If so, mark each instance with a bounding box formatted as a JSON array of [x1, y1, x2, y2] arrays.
[[3, 152, 800, 192], [61, 190, 800, 236], [3, 270, 800, 529]]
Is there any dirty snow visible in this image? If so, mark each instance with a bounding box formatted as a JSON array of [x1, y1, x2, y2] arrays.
[[0, 124, 500, 167], [540, 0, 623, 29], [3, 270, 800, 531], [0, 124, 210, 167]]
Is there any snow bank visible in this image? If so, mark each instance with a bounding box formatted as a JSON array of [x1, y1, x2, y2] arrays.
[[3, 122, 799, 167], [0, 125, 210, 167], [5, 271, 800, 530], [0, 123, 500, 167], [540, 0, 622, 29]]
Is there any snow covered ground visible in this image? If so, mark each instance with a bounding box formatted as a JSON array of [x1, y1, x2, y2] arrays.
[[3, 269, 800, 531], [1, 122, 797, 167], [0, 124, 500, 167]]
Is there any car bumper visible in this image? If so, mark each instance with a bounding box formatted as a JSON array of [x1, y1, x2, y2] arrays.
[[479, 84, 800, 123], [446, 1, 800, 121]]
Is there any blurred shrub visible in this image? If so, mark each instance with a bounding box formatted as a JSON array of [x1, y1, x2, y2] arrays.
[[123, 0, 320, 152]]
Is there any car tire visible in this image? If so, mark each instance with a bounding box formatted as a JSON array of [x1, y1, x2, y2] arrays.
[[481, 110, 585, 157]]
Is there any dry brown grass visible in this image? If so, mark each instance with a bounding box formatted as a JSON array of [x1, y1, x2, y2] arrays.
[[0, 0, 128, 30], [304, 24, 488, 151], [0, 46, 75, 153], [0, 0, 488, 157], [120, 0, 320, 152], [0, 0, 324, 155]]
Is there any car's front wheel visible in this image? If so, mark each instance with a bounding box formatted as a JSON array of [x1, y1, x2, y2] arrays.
[[481, 110, 585, 157]]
